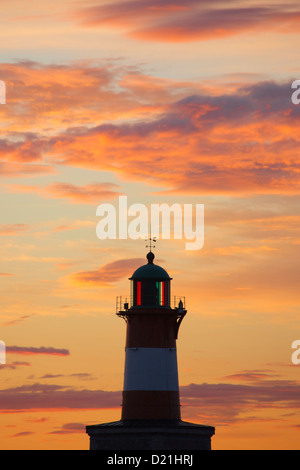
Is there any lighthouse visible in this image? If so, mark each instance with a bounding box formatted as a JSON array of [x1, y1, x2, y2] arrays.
[[120, 250, 184, 421], [86, 248, 215, 450]]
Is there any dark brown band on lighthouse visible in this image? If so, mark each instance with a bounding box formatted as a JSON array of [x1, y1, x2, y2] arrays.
[[122, 390, 181, 420], [125, 307, 183, 349]]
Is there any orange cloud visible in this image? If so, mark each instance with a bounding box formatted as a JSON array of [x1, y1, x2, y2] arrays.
[[70, 258, 144, 286], [0, 224, 29, 236], [6, 182, 121, 204], [43, 81, 300, 195], [0, 162, 55, 178], [47, 182, 121, 204], [1, 60, 300, 195], [0, 60, 141, 134]]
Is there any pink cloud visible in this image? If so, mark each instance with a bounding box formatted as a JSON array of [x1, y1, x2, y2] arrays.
[[0, 383, 121, 412], [73, 0, 300, 43], [0, 372, 299, 428]]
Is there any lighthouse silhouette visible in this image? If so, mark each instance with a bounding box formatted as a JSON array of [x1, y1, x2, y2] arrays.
[[86, 247, 215, 450]]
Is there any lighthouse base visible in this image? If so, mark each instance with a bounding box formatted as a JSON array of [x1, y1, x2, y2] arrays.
[[86, 420, 215, 451]]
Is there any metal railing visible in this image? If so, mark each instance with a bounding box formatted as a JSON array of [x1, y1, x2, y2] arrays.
[[116, 295, 186, 313]]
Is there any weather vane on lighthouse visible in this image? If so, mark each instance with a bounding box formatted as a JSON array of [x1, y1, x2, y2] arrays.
[[145, 235, 156, 253]]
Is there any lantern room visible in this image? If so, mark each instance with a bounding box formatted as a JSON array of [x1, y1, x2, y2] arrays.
[[129, 251, 172, 308]]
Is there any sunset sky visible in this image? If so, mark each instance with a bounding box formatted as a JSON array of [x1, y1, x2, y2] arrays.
[[1, 0, 300, 450]]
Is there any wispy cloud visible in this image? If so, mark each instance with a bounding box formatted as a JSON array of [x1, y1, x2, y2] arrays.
[[7, 182, 121, 204], [0, 372, 300, 428], [40, 373, 93, 380], [221, 369, 282, 383], [0, 383, 121, 412], [180, 375, 300, 425], [49, 422, 85, 434], [0, 224, 29, 236], [6, 346, 70, 357], [72, 0, 300, 42], [1, 315, 33, 327], [10, 431, 34, 438], [0, 362, 31, 371]]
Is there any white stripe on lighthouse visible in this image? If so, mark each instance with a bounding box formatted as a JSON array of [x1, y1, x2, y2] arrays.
[[123, 347, 179, 391]]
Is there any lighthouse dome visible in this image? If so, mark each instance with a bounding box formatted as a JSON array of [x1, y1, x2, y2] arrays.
[[129, 252, 172, 281]]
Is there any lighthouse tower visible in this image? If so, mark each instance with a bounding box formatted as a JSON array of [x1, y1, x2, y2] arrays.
[[86, 250, 215, 450], [121, 250, 184, 421]]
